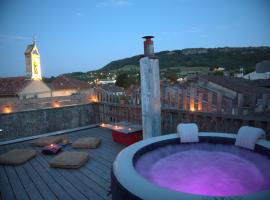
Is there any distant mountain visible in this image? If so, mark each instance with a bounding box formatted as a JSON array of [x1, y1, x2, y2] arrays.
[[51, 47, 270, 83], [100, 47, 270, 72]]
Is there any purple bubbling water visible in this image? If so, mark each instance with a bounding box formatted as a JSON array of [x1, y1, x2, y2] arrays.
[[135, 143, 270, 196]]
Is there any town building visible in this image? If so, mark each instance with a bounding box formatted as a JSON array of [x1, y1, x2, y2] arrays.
[[49, 75, 94, 97], [0, 40, 51, 99], [243, 60, 270, 80]]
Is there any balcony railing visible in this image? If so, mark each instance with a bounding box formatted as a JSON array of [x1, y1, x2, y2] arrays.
[[1, 101, 269, 142]]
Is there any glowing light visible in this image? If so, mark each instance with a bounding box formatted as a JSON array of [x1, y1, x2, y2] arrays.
[[128, 128, 132, 131], [63, 139, 69, 145], [3, 105, 12, 114], [30, 46, 42, 80], [50, 144, 54, 147], [198, 102, 202, 111], [189, 96, 195, 112], [89, 95, 98, 103], [52, 101, 60, 108], [100, 123, 106, 127]]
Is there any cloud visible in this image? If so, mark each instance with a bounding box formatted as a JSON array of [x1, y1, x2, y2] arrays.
[[96, 0, 132, 8], [76, 12, 84, 17], [0, 34, 30, 41]]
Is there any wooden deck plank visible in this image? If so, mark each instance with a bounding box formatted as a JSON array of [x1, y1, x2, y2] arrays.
[[27, 154, 73, 200], [12, 142, 73, 200], [80, 167, 110, 190], [55, 169, 104, 200], [14, 166, 44, 200], [7, 143, 58, 200], [0, 166, 15, 200], [69, 169, 111, 200], [0, 127, 125, 200], [34, 153, 89, 200], [4, 166, 29, 200], [35, 145, 108, 200]]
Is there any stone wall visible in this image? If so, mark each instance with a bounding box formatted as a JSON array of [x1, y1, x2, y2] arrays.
[[1, 102, 269, 142], [0, 94, 94, 114], [0, 103, 98, 141]]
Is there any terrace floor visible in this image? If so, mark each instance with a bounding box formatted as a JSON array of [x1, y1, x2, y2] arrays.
[[0, 127, 125, 200]]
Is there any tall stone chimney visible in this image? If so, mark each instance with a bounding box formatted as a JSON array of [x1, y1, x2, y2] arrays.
[[143, 36, 154, 57], [140, 36, 161, 139]]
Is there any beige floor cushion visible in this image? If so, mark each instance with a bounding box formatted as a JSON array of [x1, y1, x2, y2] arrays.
[[72, 137, 101, 149], [31, 136, 63, 147], [0, 149, 37, 165], [49, 151, 89, 169]]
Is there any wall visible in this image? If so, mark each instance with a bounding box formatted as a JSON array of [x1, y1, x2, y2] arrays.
[[52, 89, 78, 97], [1, 102, 269, 142], [0, 94, 93, 114], [19, 80, 51, 99], [0, 103, 98, 141]]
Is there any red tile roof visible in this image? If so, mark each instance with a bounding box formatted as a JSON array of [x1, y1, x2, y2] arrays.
[[0, 76, 31, 96], [49, 76, 91, 90]]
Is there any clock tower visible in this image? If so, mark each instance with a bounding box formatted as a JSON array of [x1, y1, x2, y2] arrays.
[[25, 39, 42, 80]]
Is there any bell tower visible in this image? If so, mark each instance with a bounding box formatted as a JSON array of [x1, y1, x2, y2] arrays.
[[25, 36, 42, 80]]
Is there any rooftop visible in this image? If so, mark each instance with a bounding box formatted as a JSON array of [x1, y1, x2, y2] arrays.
[[200, 75, 270, 95], [49, 76, 92, 90], [0, 76, 31, 96], [0, 127, 124, 200]]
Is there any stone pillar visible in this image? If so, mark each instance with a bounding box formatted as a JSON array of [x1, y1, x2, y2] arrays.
[[207, 92, 213, 112], [198, 93, 203, 111], [217, 92, 223, 113], [140, 36, 161, 139]]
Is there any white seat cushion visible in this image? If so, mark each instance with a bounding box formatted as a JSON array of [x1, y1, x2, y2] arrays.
[[177, 123, 199, 143], [235, 126, 266, 150]]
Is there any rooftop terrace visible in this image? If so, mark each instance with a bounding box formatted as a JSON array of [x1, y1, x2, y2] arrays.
[[0, 127, 124, 200]]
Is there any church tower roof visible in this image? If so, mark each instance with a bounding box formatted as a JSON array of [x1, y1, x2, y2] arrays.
[[24, 44, 35, 55]]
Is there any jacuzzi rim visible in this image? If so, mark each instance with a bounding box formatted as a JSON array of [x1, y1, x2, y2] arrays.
[[112, 132, 270, 200]]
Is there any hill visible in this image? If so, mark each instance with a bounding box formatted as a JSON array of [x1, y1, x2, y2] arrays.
[[100, 47, 270, 72], [44, 47, 270, 83]]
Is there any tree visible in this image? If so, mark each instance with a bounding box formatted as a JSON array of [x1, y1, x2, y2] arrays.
[[213, 71, 224, 76], [115, 73, 130, 88], [164, 70, 178, 84]]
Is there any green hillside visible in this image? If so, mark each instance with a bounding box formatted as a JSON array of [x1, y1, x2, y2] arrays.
[[100, 47, 270, 72], [46, 46, 270, 84]]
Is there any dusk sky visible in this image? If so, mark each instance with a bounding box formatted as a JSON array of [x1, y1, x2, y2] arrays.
[[0, 0, 270, 77]]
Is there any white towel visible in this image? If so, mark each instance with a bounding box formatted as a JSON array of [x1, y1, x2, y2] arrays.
[[235, 126, 266, 150], [177, 123, 199, 143]]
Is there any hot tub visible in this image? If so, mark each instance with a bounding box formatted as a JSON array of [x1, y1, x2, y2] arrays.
[[112, 132, 270, 200]]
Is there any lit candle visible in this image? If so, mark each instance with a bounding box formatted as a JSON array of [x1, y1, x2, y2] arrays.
[[3, 105, 12, 113], [52, 101, 60, 108]]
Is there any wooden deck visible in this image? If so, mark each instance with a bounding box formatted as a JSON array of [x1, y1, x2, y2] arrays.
[[0, 127, 125, 200]]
